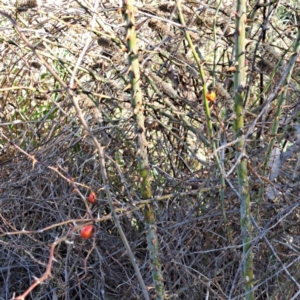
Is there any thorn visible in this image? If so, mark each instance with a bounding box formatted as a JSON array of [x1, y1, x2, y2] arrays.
[[32, 156, 38, 170], [123, 83, 132, 92], [226, 66, 236, 72], [121, 46, 128, 52], [64, 240, 74, 245]]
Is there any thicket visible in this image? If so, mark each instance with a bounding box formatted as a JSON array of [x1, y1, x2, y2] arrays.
[[0, 0, 300, 299]]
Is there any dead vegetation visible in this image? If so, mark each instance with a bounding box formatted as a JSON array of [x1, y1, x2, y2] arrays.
[[0, 0, 300, 299]]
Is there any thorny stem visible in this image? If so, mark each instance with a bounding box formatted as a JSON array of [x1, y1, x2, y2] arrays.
[[176, 0, 228, 230], [258, 27, 300, 203], [233, 0, 254, 298], [1, 6, 150, 300], [122, 0, 164, 299]]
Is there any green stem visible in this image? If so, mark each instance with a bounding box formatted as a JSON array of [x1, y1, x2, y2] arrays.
[[233, 0, 254, 299], [176, 0, 228, 228], [122, 1, 165, 299], [258, 28, 300, 203]]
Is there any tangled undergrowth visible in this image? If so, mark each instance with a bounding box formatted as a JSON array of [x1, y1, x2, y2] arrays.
[[1, 0, 300, 299]]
